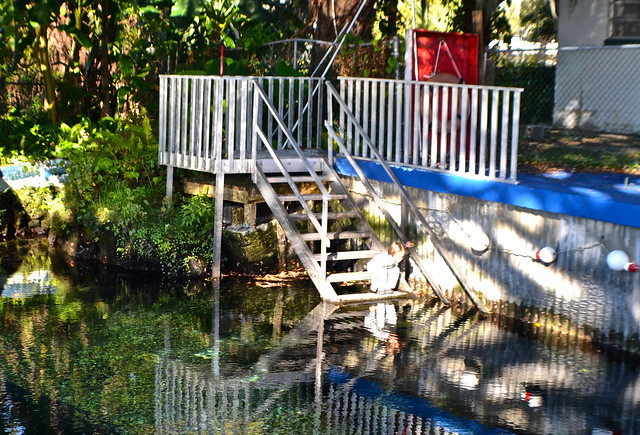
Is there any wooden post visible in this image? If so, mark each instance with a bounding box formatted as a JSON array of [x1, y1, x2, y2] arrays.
[[212, 172, 225, 280], [276, 221, 287, 272], [165, 165, 174, 199], [472, 10, 485, 85]]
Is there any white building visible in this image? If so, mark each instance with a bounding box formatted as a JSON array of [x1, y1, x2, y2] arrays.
[[554, 0, 640, 134]]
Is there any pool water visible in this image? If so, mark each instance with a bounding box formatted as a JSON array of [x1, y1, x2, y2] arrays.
[[0, 239, 639, 434]]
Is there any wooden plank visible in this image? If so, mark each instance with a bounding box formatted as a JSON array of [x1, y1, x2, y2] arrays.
[[326, 271, 370, 283], [336, 291, 416, 304], [300, 231, 372, 241], [312, 250, 380, 261], [289, 211, 359, 221], [267, 175, 332, 183], [212, 172, 225, 280], [278, 194, 347, 201]]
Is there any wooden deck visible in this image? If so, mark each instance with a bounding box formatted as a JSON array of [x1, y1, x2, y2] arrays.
[[158, 75, 519, 311]]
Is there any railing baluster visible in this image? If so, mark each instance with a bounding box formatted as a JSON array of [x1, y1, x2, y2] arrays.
[[500, 89, 511, 179], [377, 81, 385, 157], [430, 84, 439, 168], [370, 81, 378, 160], [395, 82, 403, 163], [439, 85, 449, 168], [510, 90, 521, 181], [411, 83, 420, 165], [227, 79, 237, 171], [489, 88, 500, 178], [316, 79, 324, 150], [298, 78, 304, 146], [170, 77, 179, 167], [459, 86, 469, 173], [479, 88, 489, 176], [213, 78, 223, 173], [403, 81, 411, 164], [355, 80, 362, 156], [268, 78, 274, 146], [385, 81, 393, 161], [449, 86, 459, 171], [420, 83, 429, 167], [469, 87, 478, 174], [159, 76, 167, 164], [190, 77, 198, 169], [347, 79, 354, 154], [180, 78, 189, 168], [288, 78, 294, 146], [203, 79, 212, 170], [278, 78, 284, 148]]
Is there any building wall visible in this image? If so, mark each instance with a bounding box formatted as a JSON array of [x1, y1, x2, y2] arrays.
[[553, 45, 640, 134], [557, 0, 610, 46], [342, 177, 640, 351]]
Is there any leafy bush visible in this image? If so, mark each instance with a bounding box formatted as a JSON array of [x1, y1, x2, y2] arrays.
[[51, 113, 215, 275], [0, 107, 59, 164]]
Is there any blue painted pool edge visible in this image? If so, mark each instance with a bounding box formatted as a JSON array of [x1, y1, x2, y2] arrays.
[[334, 158, 640, 229]]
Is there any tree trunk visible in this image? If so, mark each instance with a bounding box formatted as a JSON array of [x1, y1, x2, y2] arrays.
[[99, 0, 112, 117], [34, 25, 59, 124], [308, 0, 375, 42]]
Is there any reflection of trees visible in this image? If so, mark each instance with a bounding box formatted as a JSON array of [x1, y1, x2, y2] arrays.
[[0, 262, 321, 433]]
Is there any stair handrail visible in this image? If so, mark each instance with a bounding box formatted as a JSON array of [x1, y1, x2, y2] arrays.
[[253, 127, 325, 236], [326, 82, 487, 312], [252, 79, 331, 275]]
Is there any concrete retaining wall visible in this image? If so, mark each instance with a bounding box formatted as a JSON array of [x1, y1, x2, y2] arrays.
[[342, 176, 640, 352]]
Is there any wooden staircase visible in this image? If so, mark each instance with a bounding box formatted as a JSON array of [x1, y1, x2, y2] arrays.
[[252, 153, 413, 303]]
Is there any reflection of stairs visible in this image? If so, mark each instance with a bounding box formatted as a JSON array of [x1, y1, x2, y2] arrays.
[[253, 151, 411, 303]]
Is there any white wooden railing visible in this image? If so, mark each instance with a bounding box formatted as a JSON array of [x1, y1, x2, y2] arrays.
[[158, 75, 325, 174], [331, 77, 523, 181], [158, 75, 522, 181]]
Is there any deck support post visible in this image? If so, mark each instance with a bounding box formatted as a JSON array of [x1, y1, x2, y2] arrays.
[[276, 221, 287, 272], [212, 172, 225, 280], [165, 165, 174, 199]]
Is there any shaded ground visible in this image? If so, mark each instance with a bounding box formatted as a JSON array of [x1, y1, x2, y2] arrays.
[[519, 130, 640, 175]]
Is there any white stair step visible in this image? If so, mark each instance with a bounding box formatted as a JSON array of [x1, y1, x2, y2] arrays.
[[267, 175, 333, 183], [313, 250, 380, 261], [289, 211, 360, 221], [326, 271, 370, 283], [278, 193, 348, 201], [300, 231, 372, 241]]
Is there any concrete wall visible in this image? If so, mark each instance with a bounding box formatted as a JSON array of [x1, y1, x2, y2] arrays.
[[343, 177, 640, 351], [557, 0, 609, 46]]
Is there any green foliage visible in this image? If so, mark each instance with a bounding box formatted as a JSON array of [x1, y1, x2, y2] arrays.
[[46, 113, 214, 276], [494, 61, 555, 124], [0, 107, 58, 163], [520, 0, 557, 42]]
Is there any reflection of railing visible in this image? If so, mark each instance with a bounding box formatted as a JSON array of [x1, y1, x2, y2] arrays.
[[154, 295, 640, 435], [333, 77, 523, 181], [154, 358, 470, 435]]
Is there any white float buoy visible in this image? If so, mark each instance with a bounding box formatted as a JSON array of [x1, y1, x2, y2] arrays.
[[535, 246, 557, 264], [606, 250, 638, 272]]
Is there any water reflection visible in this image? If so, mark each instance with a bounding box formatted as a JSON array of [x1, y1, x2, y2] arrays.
[[156, 293, 640, 435], [0, 240, 639, 434]]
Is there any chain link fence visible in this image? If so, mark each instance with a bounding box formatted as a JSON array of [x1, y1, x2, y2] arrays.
[[489, 45, 640, 137], [5, 38, 640, 140]]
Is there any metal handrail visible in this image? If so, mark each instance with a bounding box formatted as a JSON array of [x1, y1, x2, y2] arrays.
[[327, 82, 490, 311]]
